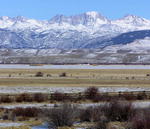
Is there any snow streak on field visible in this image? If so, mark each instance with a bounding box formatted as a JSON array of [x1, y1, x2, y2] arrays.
[[1, 64, 150, 69], [0, 122, 24, 127], [1, 101, 150, 109], [0, 86, 149, 94], [0, 103, 55, 109]]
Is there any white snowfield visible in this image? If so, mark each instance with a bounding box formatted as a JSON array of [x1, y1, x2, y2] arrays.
[[0, 86, 149, 94], [1, 101, 150, 109], [0, 86, 85, 94], [0, 103, 55, 109], [104, 37, 150, 53], [80, 101, 150, 109], [0, 122, 24, 127], [0, 64, 150, 69]]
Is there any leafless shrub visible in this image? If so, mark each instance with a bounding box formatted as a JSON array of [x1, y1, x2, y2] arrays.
[[146, 74, 150, 77], [34, 93, 47, 102], [35, 72, 44, 77], [16, 93, 33, 102], [47, 74, 51, 77], [74, 93, 85, 102], [85, 87, 99, 100], [136, 91, 147, 100], [120, 92, 137, 101], [13, 107, 40, 117], [93, 93, 111, 102], [51, 92, 72, 102], [106, 100, 134, 122], [80, 107, 93, 122], [80, 106, 108, 122], [16, 95, 24, 103], [2, 114, 9, 120], [59, 72, 67, 77], [0, 96, 13, 103], [46, 103, 78, 127], [129, 109, 150, 129], [51, 92, 65, 101]]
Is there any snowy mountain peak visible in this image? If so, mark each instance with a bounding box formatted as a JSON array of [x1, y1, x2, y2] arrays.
[[0, 12, 150, 33], [122, 15, 146, 23], [49, 15, 68, 24], [0, 16, 14, 28], [123, 14, 140, 19], [85, 11, 101, 17], [49, 11, 109, 27], [84, 11, 109, 24], [13, 16, 28, 22], [0, 16, 12, 21], [114, 14, 150, 27]]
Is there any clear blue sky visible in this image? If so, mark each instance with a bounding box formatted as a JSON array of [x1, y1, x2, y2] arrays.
[[0, 0, 149, 20]]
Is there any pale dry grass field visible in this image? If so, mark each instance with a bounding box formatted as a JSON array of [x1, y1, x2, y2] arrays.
[[0, 69, 149, 87]]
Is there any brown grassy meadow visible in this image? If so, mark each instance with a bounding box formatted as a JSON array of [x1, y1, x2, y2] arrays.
[[0, 69, 149, 87]]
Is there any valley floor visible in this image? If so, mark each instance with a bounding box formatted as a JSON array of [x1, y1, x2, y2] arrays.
[[0, 65, 150, 129]]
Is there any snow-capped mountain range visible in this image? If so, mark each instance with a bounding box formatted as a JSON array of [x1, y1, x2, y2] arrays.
[[0, 11, 150, 50]]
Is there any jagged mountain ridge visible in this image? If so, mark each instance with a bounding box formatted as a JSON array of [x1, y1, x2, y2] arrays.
[[0, 11, 150, 49]]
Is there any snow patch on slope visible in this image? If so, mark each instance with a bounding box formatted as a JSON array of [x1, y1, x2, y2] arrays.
[[103, 37, 150, 53]]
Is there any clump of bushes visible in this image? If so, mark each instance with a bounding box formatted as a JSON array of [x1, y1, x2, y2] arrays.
[[2, 100, 150, 129], [46, 103, 78, 127], [92, 93, 111, 102], [85, 87, 99, 100], [51, 92, 65, 101], [119, 92, 137, 101], [16, 93, 48, 103], [59, 72, 67, 77], [127, 109, 150, 129], [106, 100, 134, 122], [0, 95, 13, 103], [80, 100, 134, 123], [79, 100, 135, 129], [136, 91, 147, 100], [80, 106, 107, 122], [34, 93, 48, 102], [50, 92, 72, 102], [35, 72, 44, 77], [0, 87, 149, 104], [13, 107, 40, 117], [16, 93, 33, 102]]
